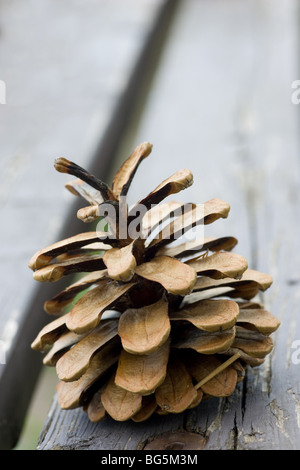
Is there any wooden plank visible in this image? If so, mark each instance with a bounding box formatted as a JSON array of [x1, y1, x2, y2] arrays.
[[0, 0, 172, 450], [37, 0, 300, 450]]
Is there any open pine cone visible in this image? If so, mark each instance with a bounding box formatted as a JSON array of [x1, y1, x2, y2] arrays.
[[29, 142, 280, 422]]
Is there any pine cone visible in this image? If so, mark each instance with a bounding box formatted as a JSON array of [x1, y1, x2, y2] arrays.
[[29, 142, 280, 422]]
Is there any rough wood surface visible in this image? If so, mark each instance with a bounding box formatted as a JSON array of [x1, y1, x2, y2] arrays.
[[0, 0, 172, 449], [129, 0, 300, 450]]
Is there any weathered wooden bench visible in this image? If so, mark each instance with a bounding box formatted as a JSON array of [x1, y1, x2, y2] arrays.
[[1, 0, 300, 451], [0, 0, 175, 450]]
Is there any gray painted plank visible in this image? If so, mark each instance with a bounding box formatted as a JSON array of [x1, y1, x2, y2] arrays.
[[37, 0, 300, 450], [0, 0, 171, 450]]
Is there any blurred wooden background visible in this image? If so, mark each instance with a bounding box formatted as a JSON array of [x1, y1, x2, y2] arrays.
[[0, 0, 299, 450]]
